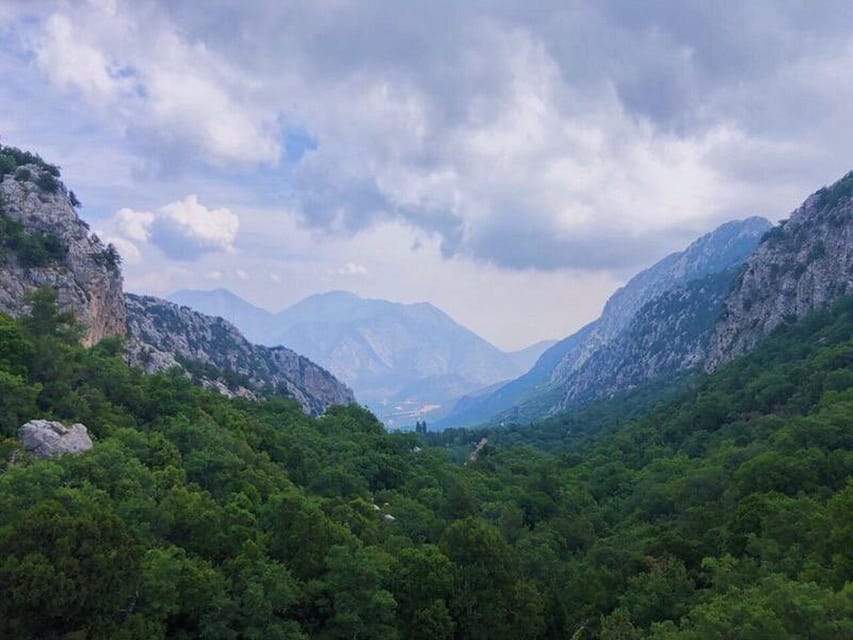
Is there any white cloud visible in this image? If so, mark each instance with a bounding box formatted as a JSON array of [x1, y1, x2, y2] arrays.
[[34, 14, 125, 102], [114, 208, 154, 242], [110, 195, 239, 261], [335, 262, 368, 276], [30, 6, 279, 166], [236, 269, 249, 280], [205, 270, 223, 281]]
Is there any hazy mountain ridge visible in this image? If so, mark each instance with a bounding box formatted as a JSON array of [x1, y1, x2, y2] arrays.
[[168, 289, 554, 426], [437, 216, 772, 428]]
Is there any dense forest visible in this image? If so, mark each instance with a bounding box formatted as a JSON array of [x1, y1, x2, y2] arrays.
[[0, 289, 851, 639]]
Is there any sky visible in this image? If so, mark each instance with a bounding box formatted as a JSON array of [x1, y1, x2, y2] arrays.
[[1, 1, 851, 350]]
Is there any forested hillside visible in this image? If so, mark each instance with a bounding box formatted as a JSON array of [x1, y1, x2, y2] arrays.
[[0, 290, 850, 638]]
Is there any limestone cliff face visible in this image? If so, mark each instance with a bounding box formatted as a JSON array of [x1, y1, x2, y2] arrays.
[[550, 217, 772, 385], [554, 268, 739, 410], [706, 172, 853, 370], [0, 165, 126, 346], [125, 294, 355, 416], [437, 218, 771, 428]]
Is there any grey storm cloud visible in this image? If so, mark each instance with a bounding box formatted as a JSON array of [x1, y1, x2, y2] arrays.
[[7, 1, 853, 272]]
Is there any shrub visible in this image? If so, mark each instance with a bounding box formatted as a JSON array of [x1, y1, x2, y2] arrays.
[[35, 172, 60, 194]]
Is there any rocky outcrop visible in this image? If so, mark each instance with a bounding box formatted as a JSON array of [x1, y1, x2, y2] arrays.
[[18, 419, 93, 458], [555, 268, 739, 410], [0, 164, 126, 346], [550, 217, 772, 384], [437, 217, 770, 428], [706, 172, 853, 369], [125, 294, 355, 415]]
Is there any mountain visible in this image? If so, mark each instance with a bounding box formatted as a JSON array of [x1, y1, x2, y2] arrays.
[[0, 153, 126, 346], [168, 289, 554, 427], [437, 216, 772, 428], [0, 145, 352, 415], [706, 171, 853, 369], [126, 294, 354, 415], [164, 287, 272, 344]]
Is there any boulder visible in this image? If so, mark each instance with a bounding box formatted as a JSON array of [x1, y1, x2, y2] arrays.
[[18, 419, 93, 458]]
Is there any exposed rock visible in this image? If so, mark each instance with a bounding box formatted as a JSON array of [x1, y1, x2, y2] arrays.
[[125, 294, 355, 415], [18, 419, 93, 458], [0, 165, 126, 346], [555, 268, 739, 410], [550, 217, 772, 384], [168, 289, 554, 427], [437, 217, 770, 428], [706, 172, 853, 369]]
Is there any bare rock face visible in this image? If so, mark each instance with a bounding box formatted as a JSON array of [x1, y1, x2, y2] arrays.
[[125, 294, 355, 415], [0, 165, 126, 346], [550, 217, 772, 385], [18, 419, 93, 458], [706, 172, 853, 370]]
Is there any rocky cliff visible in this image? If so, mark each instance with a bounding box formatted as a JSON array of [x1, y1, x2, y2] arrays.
[[126, 294, 355, 415], [706, 172, 853, 369], [437, 217, 771, 428], [0, 145, 353, 416], [554, 268, 739, 410], [550, 216, 772, 384], [0, 158, 126, 346]]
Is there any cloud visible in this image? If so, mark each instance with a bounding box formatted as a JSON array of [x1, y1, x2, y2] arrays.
[[28, 4, 280, 166], [6, 0, 853, 274], [35, 14, 125, 101], [114, 208, 154, 242], [235, 269, 249, 280], [111, 195, 239, 261], [335, 262, 368, 276]]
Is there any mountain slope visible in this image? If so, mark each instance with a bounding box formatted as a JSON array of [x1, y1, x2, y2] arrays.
[[126, 294, 354, 416], [167, 288, 272, 344], [0, 151, 126, 346], [707, 171, 853, 369], [169, 289, 553, 426], [438, 217, 771, 428], [0, 145, 352, 416]]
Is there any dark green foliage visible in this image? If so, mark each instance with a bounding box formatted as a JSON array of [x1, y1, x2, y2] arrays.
[[0, 144, 61, 181], [0, 213, 67, 267], [0, 295, 850, 638], [815, 170, 853, 211], [35, 170, 60, 194], [93, 243, 122, 272]]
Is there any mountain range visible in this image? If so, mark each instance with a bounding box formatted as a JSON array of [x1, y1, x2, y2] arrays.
[[2, 143, 850, 437], [0, 152, 353, 415], [168, 289, 554, 427], [435, 216, 774, 428]]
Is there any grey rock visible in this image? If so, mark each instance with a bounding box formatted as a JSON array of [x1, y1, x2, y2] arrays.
[[437, 217, 770, 428], [0, 166, 126, 346], [706, 172, 853, 369], [125, 294, 355, 415], [19, 419, 93, 458], [167, 289, 555, 427], [550, 216, 772, 384]]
